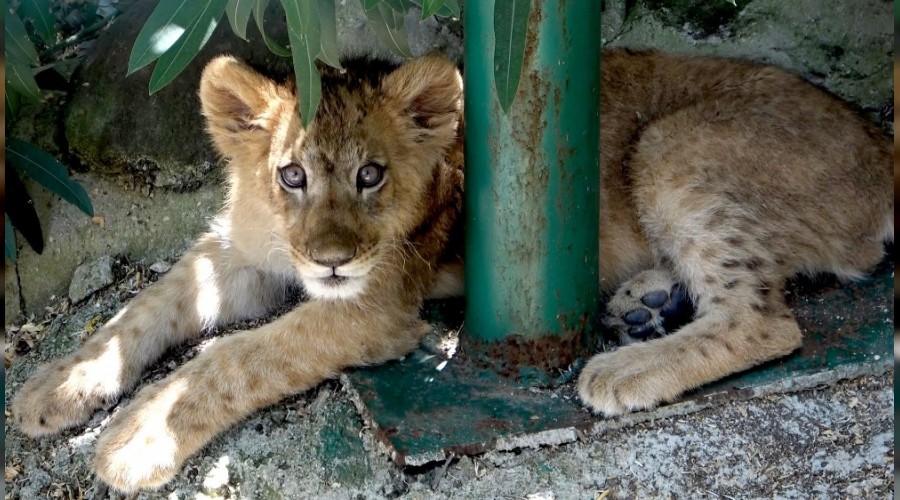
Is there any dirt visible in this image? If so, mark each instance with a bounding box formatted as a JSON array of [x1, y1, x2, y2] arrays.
[[4, 266, 893, 499]]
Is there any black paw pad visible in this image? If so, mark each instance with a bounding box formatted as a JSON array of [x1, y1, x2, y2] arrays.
[[628, 323, 657, 339], [660, 284, 693, 331], [624, 308, 651, 325], [640, 290, 669, 308]]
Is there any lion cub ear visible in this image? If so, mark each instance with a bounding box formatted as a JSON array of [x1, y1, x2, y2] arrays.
[[199, 56, 289, 159], [381, 55, 462, 141]]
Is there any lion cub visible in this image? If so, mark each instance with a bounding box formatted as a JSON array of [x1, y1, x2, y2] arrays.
[[12, 51, 892, 492]]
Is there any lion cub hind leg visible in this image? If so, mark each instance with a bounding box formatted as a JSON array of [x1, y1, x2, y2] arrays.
[[581, 229, 802, 415], [579, 296, 801, 415]]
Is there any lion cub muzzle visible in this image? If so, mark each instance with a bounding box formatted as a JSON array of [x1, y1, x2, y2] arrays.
[[305, 223, 359, 268], [298, 223, 374, 300]]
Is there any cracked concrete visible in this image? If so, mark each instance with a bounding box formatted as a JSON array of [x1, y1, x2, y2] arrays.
[[3, 270, 893, 499]]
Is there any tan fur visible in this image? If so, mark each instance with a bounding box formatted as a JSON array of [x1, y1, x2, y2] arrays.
[[12, 50, 891, 492], [579, 50, 892, 414]]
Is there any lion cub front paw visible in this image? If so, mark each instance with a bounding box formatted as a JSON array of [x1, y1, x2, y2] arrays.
[[13, 358, 112, 437], [605, 269, 693, 344], [92, 382, 188, 492], [93, 422, 181, 493]]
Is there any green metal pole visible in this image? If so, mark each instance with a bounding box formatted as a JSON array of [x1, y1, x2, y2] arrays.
[[463, 1, 601, 379]]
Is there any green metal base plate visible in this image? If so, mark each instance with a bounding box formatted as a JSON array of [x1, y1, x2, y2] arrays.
[[345, 261, 893, 467]]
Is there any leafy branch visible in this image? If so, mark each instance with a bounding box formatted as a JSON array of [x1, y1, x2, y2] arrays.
[[129, 0, 532, 125], [5, 0, 98, 261]]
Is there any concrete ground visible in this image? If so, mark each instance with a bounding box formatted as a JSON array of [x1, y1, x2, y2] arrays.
[[3, 267, 894, 499]]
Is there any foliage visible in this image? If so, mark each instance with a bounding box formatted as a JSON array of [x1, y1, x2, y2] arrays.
[[5, 0, 98, 261], [130, 0, 532, 126], [493, 0, 531, 114]]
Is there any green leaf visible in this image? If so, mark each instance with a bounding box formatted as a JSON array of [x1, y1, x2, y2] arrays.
[[317, 0, 342, 69], [386, 3, 405, 29], [252, 0, 291, 57], [493, 0, 531, 114], [434, 0, 459, 17], [6, 11, 40, 67], [6, 62, 42, 102], [281, 0, 321, 127], [128, 0, 215, 75], [17, 0, 56, 44], [382, 0, 406, 12], [421, 0, 445, 18], [364, 2, 413, 57], [6, 87, 22, 118], [149, 0, 227, 94], [225, 0, 254, 40], [363, 0, 381, 10], [6, 138, 94, 217], [5, 215, 17, 262], [6, 168, 44, 254]]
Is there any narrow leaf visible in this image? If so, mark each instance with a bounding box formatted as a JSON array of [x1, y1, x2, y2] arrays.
[[364, 3, 413, 58], [149, 0, 227, 94], [17, 0, 56, 44], [6, 62, 42, 102], [386, 4, 404, 29], [128, 0, 214, 75], [6, 87, 22, 118], [6, 168, 44, 254], [493, 0, 531, 114], [225, 0, 254, 40], [382, 0, 406, 12], [252, 0, 291, 57], [317, 0, 342, 69], [363, 0, 381, 10], [281, 0, 321, 127], [6, 138, 94, 217], [421, 0, 445, 18], [6, 11, 40, 67], [436, 0, 459, 17], [5, 215, 17, 262]]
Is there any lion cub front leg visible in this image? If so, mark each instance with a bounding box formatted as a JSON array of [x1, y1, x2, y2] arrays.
[[91, 295, 423, 492], [12, 233, 289, 437]]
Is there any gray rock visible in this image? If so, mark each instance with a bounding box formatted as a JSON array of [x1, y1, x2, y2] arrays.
[[12, 174, 222, 319], [68, 255, 115, 304], [149, 261, 172, 274]]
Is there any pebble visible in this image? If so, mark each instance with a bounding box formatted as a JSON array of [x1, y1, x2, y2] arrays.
[[150, 261, 172, 273], [68, 256, 115, 304]]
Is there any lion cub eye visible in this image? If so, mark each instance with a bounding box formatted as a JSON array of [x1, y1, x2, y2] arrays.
[[357, 162, 385, 190], [279, 163, 307, 190]]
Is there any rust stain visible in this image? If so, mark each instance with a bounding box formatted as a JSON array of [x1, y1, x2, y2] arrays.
[[459, 326, 586, 379]]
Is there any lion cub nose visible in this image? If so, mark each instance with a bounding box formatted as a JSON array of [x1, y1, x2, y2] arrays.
[[306, 225, 359, 268], [309, 244, 357, 268], [310, 248, 356, 267]]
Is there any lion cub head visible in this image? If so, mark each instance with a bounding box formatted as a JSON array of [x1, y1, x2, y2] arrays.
[[199, 55, 462, 300]]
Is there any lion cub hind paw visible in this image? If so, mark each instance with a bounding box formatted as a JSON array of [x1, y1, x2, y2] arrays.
[[605, 270, 694, 344], [577, 349, 665, 417]]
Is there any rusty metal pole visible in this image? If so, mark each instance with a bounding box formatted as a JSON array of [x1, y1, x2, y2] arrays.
[[463, 1, 601, 382]]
